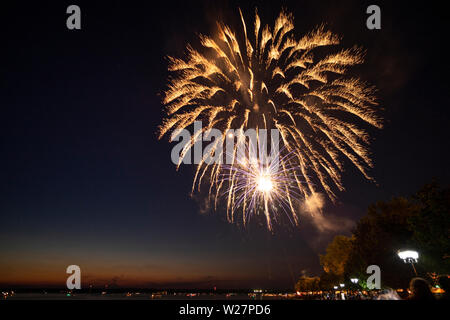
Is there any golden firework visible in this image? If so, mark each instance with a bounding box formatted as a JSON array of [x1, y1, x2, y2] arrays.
[[158, 8, 382, 230]]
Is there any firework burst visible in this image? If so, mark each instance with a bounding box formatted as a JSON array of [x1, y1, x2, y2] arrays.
[[220, 145, 305, 230], [158, 8, 382, 230]]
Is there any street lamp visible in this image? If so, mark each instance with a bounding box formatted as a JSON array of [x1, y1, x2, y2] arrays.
[[333, 286, 338, 290], [349, 278, 359, 294], [397, 249, 419, 276], [339, 283, 345, 288]]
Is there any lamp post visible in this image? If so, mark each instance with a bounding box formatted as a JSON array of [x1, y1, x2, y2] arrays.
[[397, 250, 419, 276], [350, 278, 359, 293]]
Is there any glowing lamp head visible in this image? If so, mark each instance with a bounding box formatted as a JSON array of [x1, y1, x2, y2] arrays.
[[397, 250, 419, 263], [256, 175, 274, 193]]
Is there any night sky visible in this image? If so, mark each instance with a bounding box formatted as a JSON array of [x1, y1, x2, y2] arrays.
[[1, 0, 449, 290]]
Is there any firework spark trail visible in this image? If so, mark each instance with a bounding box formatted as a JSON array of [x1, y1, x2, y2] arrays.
[[219, 145, 305, 230], [158, 8, 382, 230]]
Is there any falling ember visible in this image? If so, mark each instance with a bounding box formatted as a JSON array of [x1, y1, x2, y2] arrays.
[[158, 8, 382, 230]]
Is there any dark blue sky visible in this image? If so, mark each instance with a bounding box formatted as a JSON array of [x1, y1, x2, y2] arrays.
[[0, 0, 449, 289]]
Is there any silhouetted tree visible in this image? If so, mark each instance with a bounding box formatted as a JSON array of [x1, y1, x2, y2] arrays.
[[320, 235, 354, 276], [408, 181, 450, 274], [318, 271, 342, 290], [304, 181, 449, 293], [295, 276, 320, 292], [348, 197, 417, 288]]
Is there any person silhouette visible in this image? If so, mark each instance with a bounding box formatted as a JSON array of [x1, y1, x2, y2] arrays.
[[407, 277, 435, 301]]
